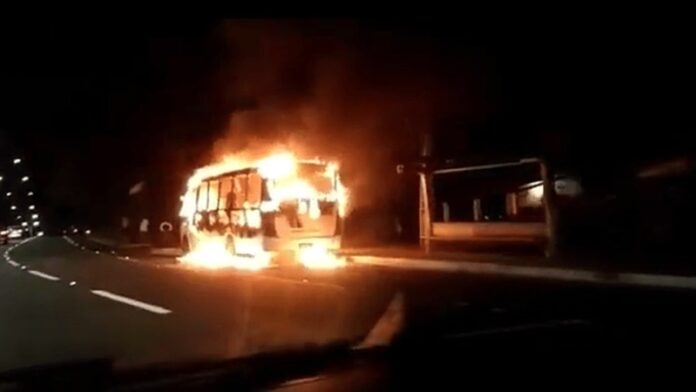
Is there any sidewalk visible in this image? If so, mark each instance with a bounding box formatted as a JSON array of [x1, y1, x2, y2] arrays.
[[342, 244, 696, 275], [70, 233, 180, 262], [79, 234, 151, 257], [344, 245, 696, 291]]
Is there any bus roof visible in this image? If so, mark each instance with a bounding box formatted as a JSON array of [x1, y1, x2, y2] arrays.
[[199, 160, 328, 183]]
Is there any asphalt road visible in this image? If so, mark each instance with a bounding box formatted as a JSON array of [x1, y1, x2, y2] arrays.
[[0, 236, 394, 372], [3, 236, 696, 376]]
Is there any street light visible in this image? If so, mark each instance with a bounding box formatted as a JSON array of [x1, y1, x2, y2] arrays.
[[21, 222, 27, 227], [27, 191, 33, 196], [5, 192, 11, 197], [10, 205, 16, 210], [15, 215, 20, 220], [21, 176, 29, 182], [0, 176, 3, 181], [33, 221, 39, 227], [13, 158, 21, 164], [28, 205, 35, 210], [31, 214, 38, 219]]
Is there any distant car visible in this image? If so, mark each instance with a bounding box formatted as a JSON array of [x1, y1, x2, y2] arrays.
[[5, 226, 24, 242]]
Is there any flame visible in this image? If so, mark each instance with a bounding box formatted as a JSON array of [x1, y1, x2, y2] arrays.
[[179, 150, 348, 270], [177, 234, 271, 271], [297, 245, 347, 270], [179, 151, 347, 219], [257, 152, 296, 179]]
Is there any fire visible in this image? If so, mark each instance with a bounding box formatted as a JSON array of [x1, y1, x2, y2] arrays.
[[179, 151, 348, 220], [178, 150, 348, 270], [178, 235, 272, 271], [297, 245, 347, 270]]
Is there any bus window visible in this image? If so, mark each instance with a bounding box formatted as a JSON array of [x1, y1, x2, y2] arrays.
[[197, 182, 209, 212], [219, 176, 233, 210], [233, 175, 248, 209], [208, 180, 220, 211], [248, 173, 262, 206]]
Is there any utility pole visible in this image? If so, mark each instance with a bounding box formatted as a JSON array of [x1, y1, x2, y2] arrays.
[[419, 133, 434, 253], [540, 159, 560, 259]]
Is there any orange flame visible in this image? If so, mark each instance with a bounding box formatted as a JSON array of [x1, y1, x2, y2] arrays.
[[178, 235, 271, 271], [297, 245, 347, 269], [179, 150, 348, 270]]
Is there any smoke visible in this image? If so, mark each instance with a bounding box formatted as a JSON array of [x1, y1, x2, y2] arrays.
[[210, 20, 487, 210]]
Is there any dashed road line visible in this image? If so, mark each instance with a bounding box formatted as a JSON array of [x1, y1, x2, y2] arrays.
[[7, 260, 19, 267], [62, 236, 78, 246], [28, 270, 60, 281], [90, 290, 172, 315]]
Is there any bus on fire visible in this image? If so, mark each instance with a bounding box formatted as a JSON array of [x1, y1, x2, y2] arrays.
[[179, 153, 347, 270]]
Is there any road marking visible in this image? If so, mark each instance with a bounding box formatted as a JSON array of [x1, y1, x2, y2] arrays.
[[62, 236, 78, 246], [90, 290, 172, 315], [351, 255, 696, 291], [277, 376, 324, 388], [28, 270, 60, 281], [7, 260, 19, 267]]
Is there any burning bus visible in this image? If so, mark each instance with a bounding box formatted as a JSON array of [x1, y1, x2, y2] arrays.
[[178, 152, 347, 270]]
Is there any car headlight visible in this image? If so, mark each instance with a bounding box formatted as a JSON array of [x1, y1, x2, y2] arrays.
[[0, 230, 7, 236]]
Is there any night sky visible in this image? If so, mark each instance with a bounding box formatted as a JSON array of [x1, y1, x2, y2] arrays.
[[0, 17, 693, 228]]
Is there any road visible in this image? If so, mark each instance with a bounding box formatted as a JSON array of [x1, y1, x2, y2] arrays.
[[0, 236, 394, 371], [3, 236, 696, 374]]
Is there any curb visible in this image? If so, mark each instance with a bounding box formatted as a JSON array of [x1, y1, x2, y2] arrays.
[[351, 255, 696, 291]]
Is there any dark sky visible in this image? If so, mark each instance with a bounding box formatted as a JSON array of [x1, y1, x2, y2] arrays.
[[0, 17, 693, 226]]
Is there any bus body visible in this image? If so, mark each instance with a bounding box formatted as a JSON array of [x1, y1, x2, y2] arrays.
[[180, 160, 343, 265]]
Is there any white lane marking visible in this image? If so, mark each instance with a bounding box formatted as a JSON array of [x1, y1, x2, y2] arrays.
[[351, 255, 696, 291], [7, 260, 19, 267], [90, 290, 171, 315], [277, 376, 325, 388], [69, 281, 77, 286], [28, 270, 60, 281], [62, 236, 78, 246]]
